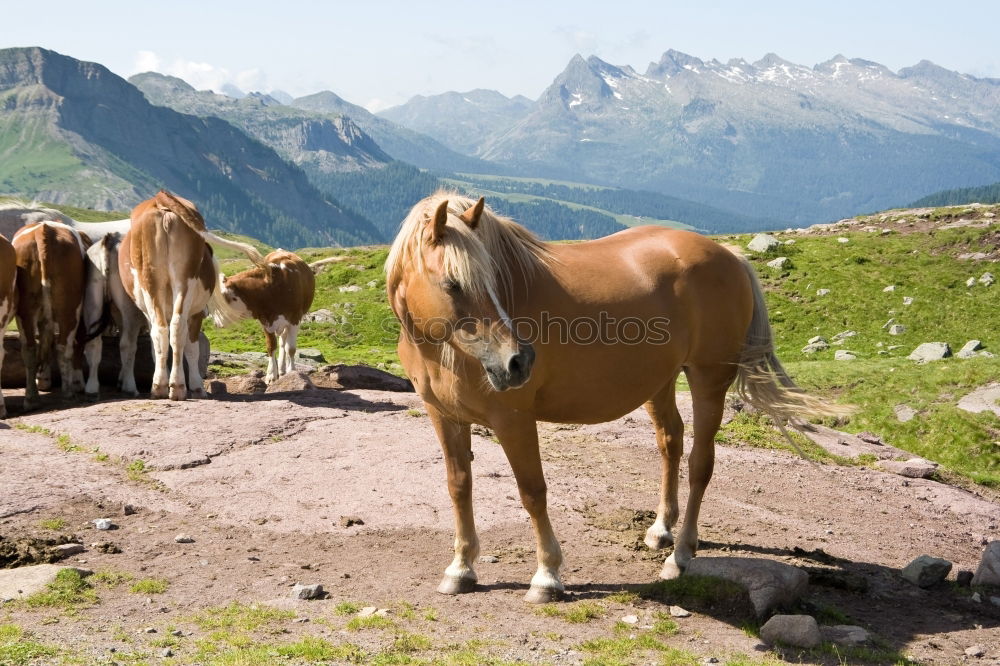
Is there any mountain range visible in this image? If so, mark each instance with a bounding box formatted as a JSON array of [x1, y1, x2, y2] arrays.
[[381, 50, 1000, 224]]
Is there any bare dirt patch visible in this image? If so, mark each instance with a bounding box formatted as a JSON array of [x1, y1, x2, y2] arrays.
[[1, 385, 998, 664]]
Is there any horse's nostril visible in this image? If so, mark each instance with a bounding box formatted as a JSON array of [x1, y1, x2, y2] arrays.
[[508, 354, 523, 377]]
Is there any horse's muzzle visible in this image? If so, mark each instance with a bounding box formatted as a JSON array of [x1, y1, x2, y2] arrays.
[[485, 344, 535, 391]]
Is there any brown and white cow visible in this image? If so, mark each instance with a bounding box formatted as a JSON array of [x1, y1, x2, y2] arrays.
[[211, 250, 316, 383], [12, 221, 90, 410], [119, 190, 263, 400], [0, 233, 16, 417]]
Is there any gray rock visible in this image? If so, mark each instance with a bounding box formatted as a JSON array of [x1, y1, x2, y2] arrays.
[[747, 234, 782, 253], [160, 648, 174, 658], [908, 342, 951, 361], [966, 277, 978, 288], [685, 557, 807, 618], [980, 272, 995, 286], [834, 350, 857, 361], [93, 518, 113, 530], [807, 335, 827, 345], [972, 541, 1000, 587], [901, 555, 953, 587], [669, 605, 691, 617], [801, 342, 828, 354], [358, 606, 378, 617], [291, 583, 324, 600], [0, 565, 92, 602], [338, 285, 362, 293], [312, 364, 414, 392], [879, 458, 937, 479], [888, 324, 906, 335], [820, 625, 870, 647], [123, 503, 138, 516], [965, 646, 985, 658], [52, 543, 85, 557], [766, 257, 789, 269], [816, 288, 831, 297], [837, 236, 850, 243], [759, 614, 821, 648], [883, 285, 896, 292], [297, 348, 325, 363], [620, 614, 639, 624], [956, 340, 984, 359], [888, 345, 904, 351], [893, 404, 917, 422], [478, 555, 499, 564], [957, 384, 1000, 417], [301, 308, 336, 323], [174, 535, 195, 544], [831, 330, 858, 342], [264, 370, 316, 393]]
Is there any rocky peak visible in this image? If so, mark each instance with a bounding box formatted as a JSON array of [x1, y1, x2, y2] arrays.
[[646, 49, 705, 78]]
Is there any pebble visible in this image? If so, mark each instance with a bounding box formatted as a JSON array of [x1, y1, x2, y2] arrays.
[[669, 605, 691, 617], [478, 555, 500, 564], [170, 629, 183, 637], [174, 535, 195, 543], [93, 518, 113, 530], [143, 627, 156, 634], [883, 285, 896, 292]]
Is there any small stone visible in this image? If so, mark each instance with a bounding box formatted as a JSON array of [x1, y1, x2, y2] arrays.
[[879, 458, 937, 479], [903, 296, 914, 305], [856, 432, 883, 445], [831, 330, 857, 342], [894, 404, 917, 422], [747, 234, 782, 253], [979, 272, 995, 286], [358, 606, 378, 617], [298, 348, 325, 363], [888, 324, 906, 335], [293, 617, 310, 623], [170, 629, 183, 637], [955, 570, 974, 587], [759, 614, 821, 648], [816, 288, 831, 297], [123, 503, 138, 516], [374, 608, 391, 617], [291, 583, 324, 600], [837, 237, 850, 243], [52, 543, 85, 557], [965, 646, 985, 658], [339, 516, 364, 528], [621, 614, 639, 624], [174, 535, 195, 544], [971, 592, 982, 603], [807, 335, 827, 344], [669, 605, 691, 617], [143, 627, 156, 634], [160, 648, 173, 658], [766, 257, 789, 270], [93, 518, 113, 530], [966, 277, 977, 288], [478, 555, 499, 564], [834, 350, 857, 361], [883, 285, 896, 292], [901, 555, 953, 587]]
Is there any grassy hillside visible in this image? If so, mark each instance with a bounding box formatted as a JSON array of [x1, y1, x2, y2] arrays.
[[205, 205, 999, 486]]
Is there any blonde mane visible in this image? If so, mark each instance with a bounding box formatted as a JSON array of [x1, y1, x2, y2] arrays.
[[385, 191, 552, 304]]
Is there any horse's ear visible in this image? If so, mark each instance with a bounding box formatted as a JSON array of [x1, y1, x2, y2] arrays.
[[429, 200, 449, 244], [459, 197, 485, 229]]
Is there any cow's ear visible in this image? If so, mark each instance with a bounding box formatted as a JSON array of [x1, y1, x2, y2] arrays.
[[459, 197, 485, 229]]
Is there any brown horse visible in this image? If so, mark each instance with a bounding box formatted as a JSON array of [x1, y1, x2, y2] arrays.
[[386, 192, 839, 603]]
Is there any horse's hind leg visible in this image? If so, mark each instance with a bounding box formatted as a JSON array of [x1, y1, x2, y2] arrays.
[[643, 372, 684, 550], [494, 416, 563, 603], [427, 405, 480, 595], [661, 363, 736, 580]]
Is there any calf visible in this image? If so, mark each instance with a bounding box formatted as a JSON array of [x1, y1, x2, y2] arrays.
[[0, 234, 15, 417], [12, 221, 90, 409], [119, 190, 263, 400], [211, 250, 315, 382]]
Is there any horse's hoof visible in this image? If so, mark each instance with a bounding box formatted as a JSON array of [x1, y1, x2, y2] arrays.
[[524, 586, 563, 604], [168, 386, 186, 401], [150, 386, 169, 399], [644, 528, 674, 551], [659, 557, 685, 581], [22, 397, 39, 412], [436, 576, 476, 595]]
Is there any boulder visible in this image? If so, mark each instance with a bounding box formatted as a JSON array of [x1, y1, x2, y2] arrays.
[[747, 234, 781, 253], [0, 565, 92, 602], [834, 350, 857, 361], [685, 557, 807, 619], [766, 257, 789, 270], [908, 342, 951, 362], [972, 541, 1000, 587], [878, 458, 937, 479], [901, 555, 952, 587], [956, 340, 984, 359], [759, 615, 821, 648], [312, 364, 414, 392]]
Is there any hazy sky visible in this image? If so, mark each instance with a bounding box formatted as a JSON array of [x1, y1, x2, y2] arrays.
[[5, 1, 999, 111]]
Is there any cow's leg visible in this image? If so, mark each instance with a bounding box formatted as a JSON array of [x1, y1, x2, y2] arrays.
[[18, 319, 40, 411], [184, 311, 207, 398], [36, 316, 53, 392], [118, 311, 141, 397], [148, 320, 170, 399], [264, 328, 278, 383], [167, 301, 188, 401], [282, 324, 299, 375], [83, 334, 103, 396]]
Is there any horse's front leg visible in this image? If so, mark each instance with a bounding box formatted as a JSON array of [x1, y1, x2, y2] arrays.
[[427, 405, 479, 594], [493, 416, 564, 603]]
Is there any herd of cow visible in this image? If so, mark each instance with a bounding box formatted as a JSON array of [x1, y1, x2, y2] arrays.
[[0, 190, 316, 417]]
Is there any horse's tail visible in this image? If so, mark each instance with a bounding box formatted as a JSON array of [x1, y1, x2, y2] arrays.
[[733, 256, 850, 426], [154, 189, 265, 267]]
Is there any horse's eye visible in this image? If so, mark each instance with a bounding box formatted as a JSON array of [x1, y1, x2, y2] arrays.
[[442, 279, 461, 294]]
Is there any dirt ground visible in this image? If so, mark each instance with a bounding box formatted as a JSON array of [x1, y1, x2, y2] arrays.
[[1, 384, 998, 665]]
